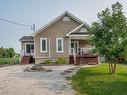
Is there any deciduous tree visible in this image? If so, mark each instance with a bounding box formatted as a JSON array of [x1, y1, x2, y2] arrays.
[[90, 2, 127, 74]]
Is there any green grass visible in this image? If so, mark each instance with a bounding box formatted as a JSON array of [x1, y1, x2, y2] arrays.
[[71, 64, 127, 95], [0, 58, 19, 65]]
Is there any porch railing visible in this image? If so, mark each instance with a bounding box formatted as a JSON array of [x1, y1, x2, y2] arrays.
[[70, 48, 93, 55], [20, 49, 34, 57]]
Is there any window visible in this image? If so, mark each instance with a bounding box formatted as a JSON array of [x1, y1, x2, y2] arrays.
[[56, 38, 63, 53], [25, 44, 34, 54], [40, 38, 47, 52], [63, 16, 70, 21], [80, 28, 87, 32]]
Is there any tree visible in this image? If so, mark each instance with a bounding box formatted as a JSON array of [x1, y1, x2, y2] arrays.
[[90, 2, 127, 74], [0, 47, 15, 58], [0, 47, 4, 58], [8, 48, 15, 58]]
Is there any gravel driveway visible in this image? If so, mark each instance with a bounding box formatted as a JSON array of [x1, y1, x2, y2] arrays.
[[0, 65, 77, 95]]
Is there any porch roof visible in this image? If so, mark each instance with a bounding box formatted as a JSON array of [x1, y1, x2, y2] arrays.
[[66, 23, 93, 37], [68, 35, 90, 40], [19, 36, 34, 42]]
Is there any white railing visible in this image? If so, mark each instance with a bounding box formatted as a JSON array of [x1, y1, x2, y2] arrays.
[[20, 49, 34, 57], [70, 48, 93, 55], [80, 48, 93, 55]]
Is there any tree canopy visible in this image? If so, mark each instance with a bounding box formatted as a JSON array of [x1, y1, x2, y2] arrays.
[[0, 47, 15, 58], [90, 2, 127, 61]]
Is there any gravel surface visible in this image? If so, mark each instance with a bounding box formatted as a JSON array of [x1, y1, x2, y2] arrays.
[[0, 64, 77, 95]]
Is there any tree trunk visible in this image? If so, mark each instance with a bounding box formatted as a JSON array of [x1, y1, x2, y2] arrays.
[[109, 62, 117, 74]]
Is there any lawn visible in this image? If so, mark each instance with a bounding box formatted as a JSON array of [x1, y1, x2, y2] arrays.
[[71, 64, 127, 95], [0, 58, 19, 65]]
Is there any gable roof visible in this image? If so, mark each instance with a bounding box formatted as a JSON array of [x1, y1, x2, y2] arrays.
[[66, 23, 90, 36], [34, 11, 85, 36], [19, 36, 34, 41]]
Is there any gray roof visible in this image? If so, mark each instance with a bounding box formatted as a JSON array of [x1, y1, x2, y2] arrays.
[[19, 36, 34, 41]]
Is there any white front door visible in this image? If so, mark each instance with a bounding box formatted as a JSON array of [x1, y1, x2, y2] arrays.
[[70, 41, 79, 55]]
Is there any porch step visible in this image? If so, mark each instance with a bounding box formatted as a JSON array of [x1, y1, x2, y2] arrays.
[[21, 56, 35, 64]]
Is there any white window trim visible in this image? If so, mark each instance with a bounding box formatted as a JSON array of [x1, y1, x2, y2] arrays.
[[40, 38, 48, 53], [48, 37, 50, 57], [56, 37, 64, 53], [25, 43, 34, 54]]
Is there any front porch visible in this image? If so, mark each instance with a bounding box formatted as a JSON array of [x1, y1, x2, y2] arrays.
[[69, 36, 99, 65], [20, 42, 35, 64], [69, 40, 93, 55]]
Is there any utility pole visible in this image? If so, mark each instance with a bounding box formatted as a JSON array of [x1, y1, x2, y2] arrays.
[[31, 24, 35, 32]]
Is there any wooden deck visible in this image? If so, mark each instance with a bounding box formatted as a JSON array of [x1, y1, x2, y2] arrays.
[[69, 54, 99, 65]]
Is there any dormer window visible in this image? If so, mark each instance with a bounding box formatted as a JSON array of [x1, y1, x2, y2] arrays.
[[80, 28, 87, 32], [63, 16, 70, 21]]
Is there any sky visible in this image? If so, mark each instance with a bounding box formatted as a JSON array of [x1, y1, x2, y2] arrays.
[[0, 0, 127, 53]]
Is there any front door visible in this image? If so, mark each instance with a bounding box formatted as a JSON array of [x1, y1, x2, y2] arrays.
[[70, 41, 79, 55], [25, 43, 34, 56]]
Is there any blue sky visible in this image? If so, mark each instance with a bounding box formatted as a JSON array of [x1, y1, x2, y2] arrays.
[[0, 0, 127, 53]]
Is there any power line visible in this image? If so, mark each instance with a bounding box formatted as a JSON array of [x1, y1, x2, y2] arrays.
[[0, 17, 31, 27], [0, 17, 36, 32]]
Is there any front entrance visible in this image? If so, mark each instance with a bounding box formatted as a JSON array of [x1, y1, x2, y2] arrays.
[[25, 43, 34, 56], [70, 41, 79, 55]]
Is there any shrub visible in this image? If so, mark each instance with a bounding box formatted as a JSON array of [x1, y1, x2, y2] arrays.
[[0, 47, 15, 58], [55, 57, 67, 64], [0, 58, 19, 65], [43, 59, 52, 64]]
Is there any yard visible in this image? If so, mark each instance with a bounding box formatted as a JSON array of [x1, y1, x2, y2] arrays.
[[71, 64, 127, 95]]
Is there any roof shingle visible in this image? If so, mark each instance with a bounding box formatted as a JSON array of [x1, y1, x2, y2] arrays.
[[19, 36, 34, 41]]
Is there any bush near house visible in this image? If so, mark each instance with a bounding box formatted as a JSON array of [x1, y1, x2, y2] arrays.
[[42, 57, 68, 64], [56, 57, 67, 64], [43, 59, 52, 64]]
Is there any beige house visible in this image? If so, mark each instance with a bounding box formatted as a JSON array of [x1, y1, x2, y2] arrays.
[[19, 11, 94, 64]]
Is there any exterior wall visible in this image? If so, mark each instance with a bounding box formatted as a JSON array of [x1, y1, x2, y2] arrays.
[[71, 40, 92, 48], [79, 40, 92, 48], [35, 17, 80, 64], [35, 58, 49, 64], [78, 40, 93, 54]]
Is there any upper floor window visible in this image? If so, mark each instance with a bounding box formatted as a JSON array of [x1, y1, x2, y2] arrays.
[[63, 16, 70, 22], [80, 28, 87, 32], [40, 38, 47, 52], [56, 38, 64, 53]]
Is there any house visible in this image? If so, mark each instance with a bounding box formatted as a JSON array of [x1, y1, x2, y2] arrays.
[[19, 11, 96, 64]]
